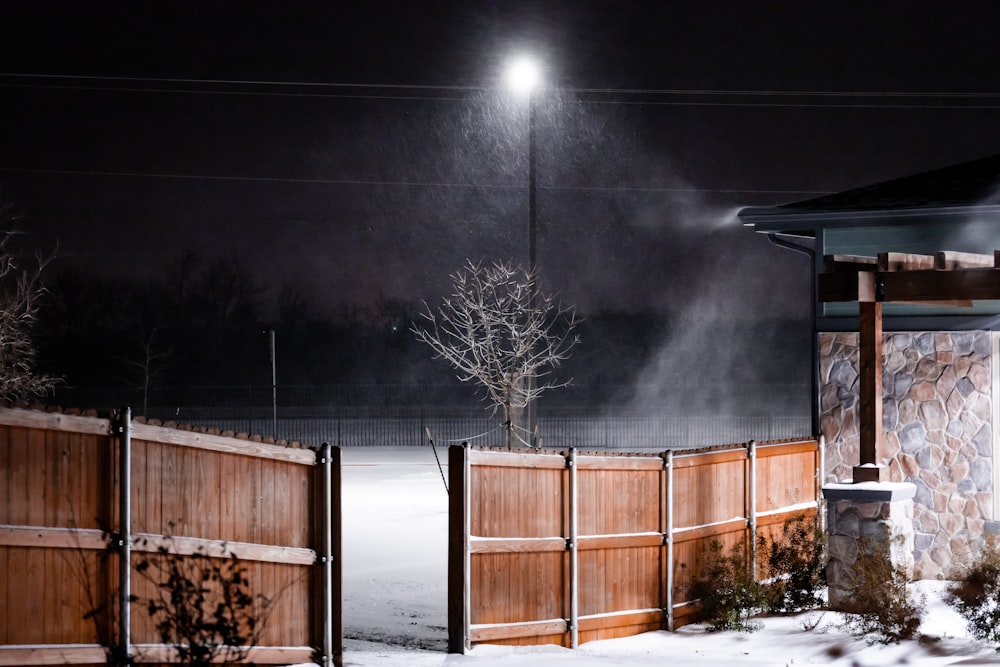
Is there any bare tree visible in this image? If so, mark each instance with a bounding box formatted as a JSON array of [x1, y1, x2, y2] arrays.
[[413, 260, 581, 448], [0, 202, 57, 401]]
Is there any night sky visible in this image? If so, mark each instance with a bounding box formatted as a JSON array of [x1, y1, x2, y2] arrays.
[[2, 1, 1000, 321]]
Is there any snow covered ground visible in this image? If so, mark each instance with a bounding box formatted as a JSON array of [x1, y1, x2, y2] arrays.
[[339, 447, 1000, 666]]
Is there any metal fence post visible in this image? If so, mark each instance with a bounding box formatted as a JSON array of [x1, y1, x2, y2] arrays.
[[317, 442, 342, 667], [567, 447, 579, 648], [663, 449, 674, 631], [747, 440, 758, 579], [115, 406, 132, 664]]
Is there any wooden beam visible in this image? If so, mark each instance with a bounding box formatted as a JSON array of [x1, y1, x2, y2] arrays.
[[819, 271, 858, 302], [823, 254, 878, 272], [880, 268, 1000, 302], [130, 644, 314, 664], [470, 619, 567, 643], [935, 251, 995, 270], [856, 301, 886, 482], [578, 609, 662, 632], [132, 532, 316, 565], [878, 252, 935, 271], [469, 536, 565, 553], [0, 645, 107, 665], [578, 533, 663, 550], [467, 448, 566, 469], [671, 448, 746, 469], [0, 406, 111, 436], [672, 517, 747, 543], [822, 268, 1000, 303], [575, 456, 663, 471], [131, 422, 316, 465], [0, 525, 107, 550], [819, 270, 883, 302], [857, 271, 877, 302]]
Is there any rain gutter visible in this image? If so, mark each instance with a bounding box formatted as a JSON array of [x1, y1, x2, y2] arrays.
[[767, 233, 819, 437]]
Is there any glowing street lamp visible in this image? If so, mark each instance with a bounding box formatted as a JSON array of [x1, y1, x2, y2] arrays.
[[505, 55, 540, 276], [506, 54, 541, 446], [506, 56, 541, 97]]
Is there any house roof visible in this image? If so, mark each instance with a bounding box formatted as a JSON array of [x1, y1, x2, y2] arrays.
[[740, 153, 1000, 235]]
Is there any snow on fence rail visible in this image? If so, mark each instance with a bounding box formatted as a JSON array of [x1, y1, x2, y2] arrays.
[[447, 437, 823, 652], [0, 405, 342, 667]]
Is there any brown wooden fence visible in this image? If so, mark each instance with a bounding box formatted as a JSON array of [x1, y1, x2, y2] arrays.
[[0, 405, 342, 667], [447, 437, 822, 651]]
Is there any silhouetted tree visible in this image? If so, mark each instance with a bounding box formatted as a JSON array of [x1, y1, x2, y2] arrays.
[[413, 260, 580, 448]]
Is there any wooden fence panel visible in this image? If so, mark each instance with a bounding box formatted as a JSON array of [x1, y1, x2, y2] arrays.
[[451, 437, 821, 652], [576, 456, 664, 645], [0, 406, 341, 667]]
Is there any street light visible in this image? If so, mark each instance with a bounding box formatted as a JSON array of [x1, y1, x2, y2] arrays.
[[506, 54, 541, 445], [505, 55, 539, 276]]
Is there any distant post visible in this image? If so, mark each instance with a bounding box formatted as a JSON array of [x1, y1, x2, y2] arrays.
[[269, 329, 277, 440]]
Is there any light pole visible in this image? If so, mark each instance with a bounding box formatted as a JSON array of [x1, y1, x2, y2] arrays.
[[506, 55, 541, 446]]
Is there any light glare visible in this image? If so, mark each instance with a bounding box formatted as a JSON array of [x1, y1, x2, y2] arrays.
[[506, 56, 540, 94]]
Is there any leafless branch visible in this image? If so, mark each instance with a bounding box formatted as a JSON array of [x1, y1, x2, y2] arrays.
[[412, 260, 581, 447], [0, 200, 58, 401]]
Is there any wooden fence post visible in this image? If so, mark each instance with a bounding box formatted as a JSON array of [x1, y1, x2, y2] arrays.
[[447, 444, 469, 653]]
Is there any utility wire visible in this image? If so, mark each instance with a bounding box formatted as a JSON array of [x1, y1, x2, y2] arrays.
[[4, 71, 1000, 97], [2, 72, 999, 108], [0, 166, 827, 196]]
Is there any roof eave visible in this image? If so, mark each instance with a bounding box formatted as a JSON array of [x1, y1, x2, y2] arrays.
[[739, 203, 1000, 234]]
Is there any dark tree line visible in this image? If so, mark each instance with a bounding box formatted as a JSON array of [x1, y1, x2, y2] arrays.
[[34, 252, 437, 398], [33, 251, 810, 411]]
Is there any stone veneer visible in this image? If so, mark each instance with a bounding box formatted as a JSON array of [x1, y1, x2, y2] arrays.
[[823, 484, 915, 610], [819, 331, 994, 579]]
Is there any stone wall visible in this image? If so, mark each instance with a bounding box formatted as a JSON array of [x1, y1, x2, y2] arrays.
[[819, 331, 994, 579]]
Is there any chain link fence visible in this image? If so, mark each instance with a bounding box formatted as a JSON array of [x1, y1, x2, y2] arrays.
[[52, 383, 813, 450]]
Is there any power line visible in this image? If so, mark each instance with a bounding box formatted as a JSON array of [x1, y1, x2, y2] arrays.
[[0, 166, 828, 196], [5, 71, 1000, 97], [2, 72, 1000, 109]]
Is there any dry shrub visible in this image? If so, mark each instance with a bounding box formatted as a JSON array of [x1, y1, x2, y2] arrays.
[[946, 534, 1000, 650], [840, 535, 924, 644], [759, 513, 827, 614], [690, 539, 767, 632]]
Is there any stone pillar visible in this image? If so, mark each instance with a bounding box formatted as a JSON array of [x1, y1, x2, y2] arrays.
[[823, 482, 916, 610]]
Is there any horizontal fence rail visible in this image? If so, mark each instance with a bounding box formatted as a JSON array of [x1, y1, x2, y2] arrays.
[[0, 406, 342, 667], [448, 437, 822, 651]]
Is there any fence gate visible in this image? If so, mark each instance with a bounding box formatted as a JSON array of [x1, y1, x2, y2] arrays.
[[0, 405, 343, 667], [448, 438, 821, 652]]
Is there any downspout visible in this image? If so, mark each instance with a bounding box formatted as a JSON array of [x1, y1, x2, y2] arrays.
[[767, 233, 819, 436]]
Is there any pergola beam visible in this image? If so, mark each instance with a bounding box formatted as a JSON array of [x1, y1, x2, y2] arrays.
[[819, 250, 1000, 484], [855, 300, 885, 482]]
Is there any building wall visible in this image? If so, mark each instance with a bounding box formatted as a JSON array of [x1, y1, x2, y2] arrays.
[[819, 330, 995, 579]]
